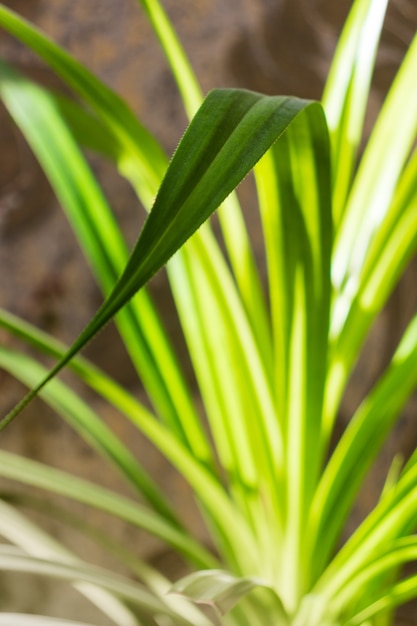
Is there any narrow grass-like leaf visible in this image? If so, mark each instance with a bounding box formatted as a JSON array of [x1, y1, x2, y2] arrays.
[[0, 63, 210, 464], [332, 28, 417, 311], [0, 545, 192, 625], [0, 3, 166, 206], [327, 29, 417, 430], [322, 0, 389, 226], [116, 89, 309, 295], [345, 573, 417, 626], [1, 1, 270, 385], [356, 147, 417, 309], [329, 537, 417, 620], [0, 451, 216, 570], [1, 82, 329, 580], [254, 102, 332, 603], [0, 88, 317, 435], [0, 500, 143, 626], [310, 313, 417, 578], [133, 0, 202, 118], [314, 461, 417, 603], [0, 491, 169, 588], [135, 0, 271, 356], [0, 345, 179, 526], [0, 309, 259, 573], [168, 235, 284, 575], [52, 92, 124, 163], [325, 146, 417, 434], [0, 495, 214, 626], [0, 446, 260, 574]]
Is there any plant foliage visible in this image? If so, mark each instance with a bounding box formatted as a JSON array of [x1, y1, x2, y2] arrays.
[[0, 0, 417, 624]]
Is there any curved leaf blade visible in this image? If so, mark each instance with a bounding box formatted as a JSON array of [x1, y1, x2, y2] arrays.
[[0, 61, 210, 462], [326, 28, 417, 430], [0, 451, 216, 569], [0, 546, 190, 625], [0, 345, 179, 527], [0, 500, 142, 626], [254, 101, 332, 600], [0, 308, 254, 570], [323, 0, 389, 225], [0, 88, 321, 433], [171, 569, 287, 621], [311, 312, 417, 577], [0, 3, 167, 205]]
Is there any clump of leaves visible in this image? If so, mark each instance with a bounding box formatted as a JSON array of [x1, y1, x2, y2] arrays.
[[0, 0, 416, 625]]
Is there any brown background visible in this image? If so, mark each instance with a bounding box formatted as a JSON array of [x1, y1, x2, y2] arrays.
[[0, 0, 416, 622]]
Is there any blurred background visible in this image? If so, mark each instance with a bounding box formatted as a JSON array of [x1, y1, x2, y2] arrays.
[[0, 0, 416, 621]]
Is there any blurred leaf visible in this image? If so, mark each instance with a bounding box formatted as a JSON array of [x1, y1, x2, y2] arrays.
[[172, 569, 260, 615], [332, 30, 417, 319], [171, 569, 287, 620], [0, 61, 209, 461], [0, 345, 179, 526], [0, 616, 98, 626], [0, 500, 141, 626], [323, 0, 389, 225], [0, 309, 254, 571], [134, 0, 202, 118], [0, 545, 191, 625], [0, 451, 216, 569], [0, 3, 166, 206]]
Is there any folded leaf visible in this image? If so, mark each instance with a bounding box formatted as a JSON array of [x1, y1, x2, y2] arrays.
[[171, 569, 287, 620], [0, 88, 323, 432]]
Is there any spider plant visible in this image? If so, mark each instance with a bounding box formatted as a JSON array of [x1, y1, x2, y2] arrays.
[[0, 0, 416, 624]]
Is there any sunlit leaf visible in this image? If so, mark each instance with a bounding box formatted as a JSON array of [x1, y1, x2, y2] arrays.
[[0, 88, 320, 435]]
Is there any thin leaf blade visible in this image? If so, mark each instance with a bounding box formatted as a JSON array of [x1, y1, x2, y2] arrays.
[[0, 88, 320, 433]]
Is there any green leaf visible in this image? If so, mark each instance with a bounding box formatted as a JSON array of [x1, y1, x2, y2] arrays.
[[314, 460, 417, 606], [326, 28, 417, 431], [0, 451, 216, 569], [345, 572, 417, 626], [310, 313, 417, 577], [0, 545, 191, 625], [135, 0, 272, 352], [171, 569, 287, 621], [120, 89, 309, 292], [0, 494, 214, 626], [0, 62, 209, 463], [0, 3, 166, 206], [133, 0, 202, 119], [52, 91, 125, 163], [322, 0, 389, 226], [172, 569, 261, 615], [0, 79, 330, 578], [254, 99, 332, 602], [332, 27, 417, 319], [0, 500, 143, 626], [168, 228, 283, 554], [0, 308, 255, 572], [0, 88, 319, 432], [0, 345, 179, 526], [330, 536, 417, 620]]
